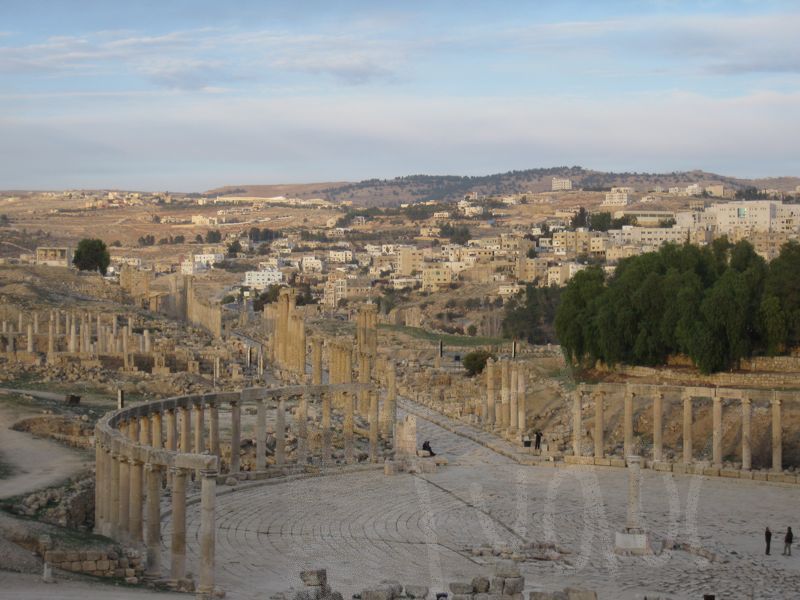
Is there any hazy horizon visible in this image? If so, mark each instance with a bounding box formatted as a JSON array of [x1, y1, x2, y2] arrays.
[[1, 0, 799, 190]]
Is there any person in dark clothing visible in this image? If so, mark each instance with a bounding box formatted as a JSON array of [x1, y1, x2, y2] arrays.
[[534, 431, 543, 451], [783, 527, 793, 556], [422, 441, 436, 456], [766, 527, 772, 555]]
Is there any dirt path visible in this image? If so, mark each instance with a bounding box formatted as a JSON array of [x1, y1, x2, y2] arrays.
[[0, 407, 91, 499]]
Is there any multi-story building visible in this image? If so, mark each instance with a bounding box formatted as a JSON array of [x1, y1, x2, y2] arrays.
[[244, 268, 283, 289], [551, 177, 573, 191], [602, 187, 634, 207], [607, 225, 688, 246], [193, 253, 224, 267], [301, 256, 323, 273], [328, 249, 353, 263], [706, 201, 800, 234], [397, 247, 424, 276], [421, 265, 453, 291]]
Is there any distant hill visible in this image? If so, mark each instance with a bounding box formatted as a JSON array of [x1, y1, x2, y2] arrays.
[[207, 167, 800, 207]]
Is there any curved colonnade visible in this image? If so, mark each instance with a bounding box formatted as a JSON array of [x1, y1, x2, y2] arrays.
[[93, 381, 386, 599]]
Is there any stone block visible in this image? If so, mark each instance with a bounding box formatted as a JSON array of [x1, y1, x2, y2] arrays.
[[740, 470, 754, 480], [720, 469, 740, 479], [85, 551, 101, 561], [125, 577, 138, 584], [503, 577, 525, 595], [70, 561, 82, 571], [495, 559, 520, 578], [300, 569, 327, 587], [381, 580, 403, 597], [702, 467, 720, 477], [451, 595, 472, 600], [450, 582, 474, 594], [565, 589, 597, 600], [593, 458, 611, 466], [753, 471, 769, 481], [672, 463, 687, 475], [472, 577, 490, 593], [653, 462, 673, 472], [491, 578, 505, 593], [609, 458, 626, 468], [45, 551, 65, 563], [362, 588, 394, 600], [66, 552, 79, 562], [404, 585, 429, 599], [96, 560, 110, 571], [114, 568, 125, 577], [125, 568, 136, 578]]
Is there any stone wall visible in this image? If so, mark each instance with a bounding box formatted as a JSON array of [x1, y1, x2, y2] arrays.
[[186, 277, 222, 338], [44, 547, 145, 583]]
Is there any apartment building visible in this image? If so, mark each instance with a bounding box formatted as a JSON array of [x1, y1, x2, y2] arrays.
[[551, 177, 573, 191], [422, 265, 453, 291], [602, 187, 634, 207], [244, 269, 283, 290], [397, 247, 424, 276]]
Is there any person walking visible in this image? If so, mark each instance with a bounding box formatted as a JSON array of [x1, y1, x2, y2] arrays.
[[534, 430, 542, 451], [783, 527, 793, 556], [766, 526, 772, 555]]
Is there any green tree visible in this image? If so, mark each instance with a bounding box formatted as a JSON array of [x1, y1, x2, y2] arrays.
[[253, 285, 281, 312], [462, 350, 494, 376], [205, 229, 222, 243], [554, 267, 605, 364], [227, 239, 242, 256], [73, 238, 110, 275]]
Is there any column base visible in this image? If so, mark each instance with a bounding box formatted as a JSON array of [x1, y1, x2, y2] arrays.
[[614, 528, 653, 555]]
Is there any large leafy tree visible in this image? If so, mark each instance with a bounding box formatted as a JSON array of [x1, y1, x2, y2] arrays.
[[73, 238, 110, 275]]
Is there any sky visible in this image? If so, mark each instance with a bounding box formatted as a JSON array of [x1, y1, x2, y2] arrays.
[[1, 0, 799, 191]]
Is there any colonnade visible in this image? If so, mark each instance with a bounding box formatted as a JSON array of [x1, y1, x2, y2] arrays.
[[570, 383, 790, 476], [483, 357, 528, 435], [95, 382, 387, 599], [264, 289, 306, 377]]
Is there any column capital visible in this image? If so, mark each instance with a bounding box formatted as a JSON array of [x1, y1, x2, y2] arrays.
[[169, 465, 189, 476], [144, 462, 161, 473], [742, 396, 752, 406], [771, 396, 782, 407], [199, 469, 218, 479]]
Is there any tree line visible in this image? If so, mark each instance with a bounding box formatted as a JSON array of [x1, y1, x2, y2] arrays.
[[555, 239, 800, 373]]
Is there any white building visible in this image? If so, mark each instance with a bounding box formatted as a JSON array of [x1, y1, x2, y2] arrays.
[[193, 253, 224, 266], [707, 201, 800, 234], [551, 177, 573, 191], [602, 187, 634, 207], [244, 269, 283, 290], [328, 249, 353, 263], [301, 256, 323, 272]]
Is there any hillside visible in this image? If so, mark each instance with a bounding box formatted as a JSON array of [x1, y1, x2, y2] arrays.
[[206, 167, 800, 207]]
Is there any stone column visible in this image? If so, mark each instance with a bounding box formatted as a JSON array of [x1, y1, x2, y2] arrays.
[[312, 338, 323, 385], [275, 398, 286, 466], [712, 393, 722, 469], [33, 312, 39, 334], [68, 322, 77, 353], [509, 362, 519, 431], [344, 391, 355, 464], [118, 457, 130, 541], [230, 399, 241, 474], [166, 409, 177, 452], [197, 470, 217, 597], [145, 463, 162, 577], [517, 366, 526, 434], [369, 390, 379, 463], [358, 353, 370, 416], [104, 448, 114, 537], [170, 467, 187, 580], [572, 390, 582, 457], [624, 387, 634, 458], [481, 357, 494, 424], [110, 450, 120, 539], [741, 396, 752, 471], [94, 442, 104, 532], [179, 406, 191, 454], [500, 360, 510, 428], [209, 402, 219, 458], [772, 393, 782, 473], [382, 362, 397, 438], [143, 329, 151, 353], [653, 391, 663, 463], [322, 391, 332, 464], [193, 400, 204, 456], [47, 320, 54, 354], [297, 394, 308, 465], [151, 412, 163, 449], [593, 391, 605, 459], [626, 455, 643, 531], [129, 458, 144, 543], [26, 323, 33, 353], [256, 399, 266, 470], [122, 328, 130, 369], [682, 390, 693, 465]]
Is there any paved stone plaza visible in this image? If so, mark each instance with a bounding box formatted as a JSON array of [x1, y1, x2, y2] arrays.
[[170, 406, 800, 600]]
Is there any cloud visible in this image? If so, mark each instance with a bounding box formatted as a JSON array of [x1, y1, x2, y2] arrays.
[[1, 90, 798, 190]]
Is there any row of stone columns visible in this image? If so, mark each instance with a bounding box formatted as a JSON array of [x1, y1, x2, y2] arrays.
[[484, 357, 528, 436], [574, 385, 785, 472]]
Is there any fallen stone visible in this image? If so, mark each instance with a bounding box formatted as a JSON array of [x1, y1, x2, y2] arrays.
[[495, 559, 520, 578], [300, 569, 328, 587], [361, 588, 394, 600], [503, 577, 525, 595], [472, 577, 490, 593], [404, 585, 429, 599]]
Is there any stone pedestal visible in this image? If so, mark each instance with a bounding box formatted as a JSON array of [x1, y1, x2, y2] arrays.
[[614, 455, 653, 555]]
